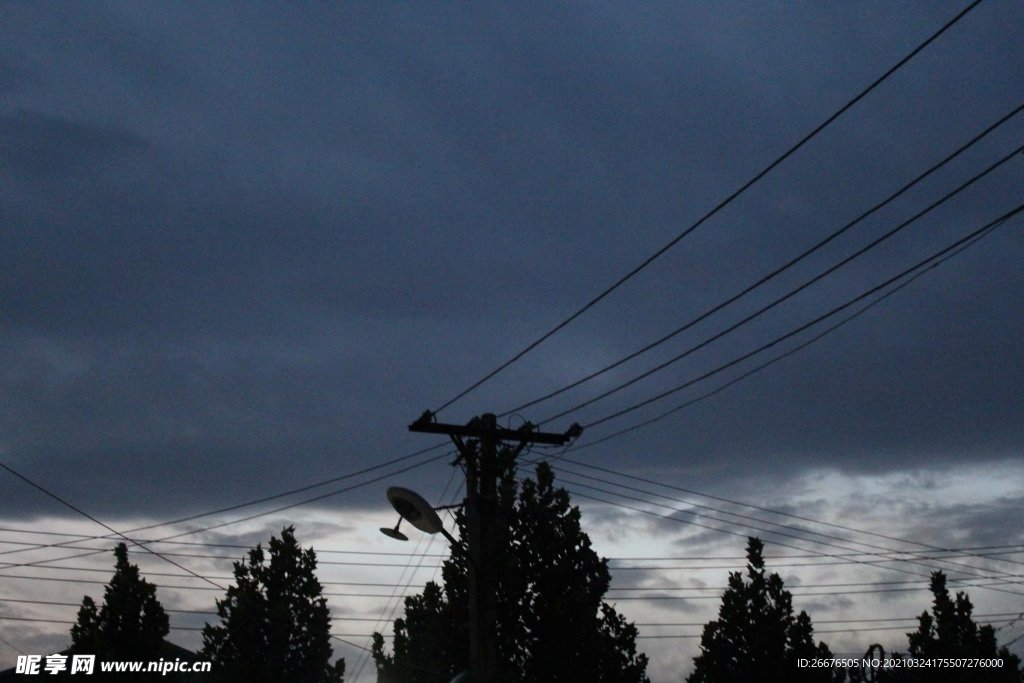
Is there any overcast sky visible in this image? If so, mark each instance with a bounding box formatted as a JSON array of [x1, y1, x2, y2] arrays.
[[2, 1, 1023, 679]]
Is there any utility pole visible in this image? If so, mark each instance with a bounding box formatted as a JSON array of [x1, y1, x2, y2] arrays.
[[409, 410, 581, 683]]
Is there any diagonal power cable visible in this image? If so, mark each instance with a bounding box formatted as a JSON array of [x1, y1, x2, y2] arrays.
[[560, 187, 1018, 451], [0, 461, 224, 590], [580, 201, 1023, 429], [542, 150, 1022, 427], [432, 0, 984, 416], [0, 448, 450, 573], [502, 101, 1024, 417], [0, 442, 447, 562]]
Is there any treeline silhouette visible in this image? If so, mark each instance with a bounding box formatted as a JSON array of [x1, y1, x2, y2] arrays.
[[50, 461, 1023, 683]]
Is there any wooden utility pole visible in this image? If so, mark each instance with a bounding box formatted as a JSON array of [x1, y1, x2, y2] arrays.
[[409, 411, 581, 683]]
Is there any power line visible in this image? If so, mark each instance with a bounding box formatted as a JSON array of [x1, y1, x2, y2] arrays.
[[0, 573, 421, 599], [2, 450, 999, 638], [560, 239, 981, 452], [552, 471, 1024, 590], [0, 555, 445, 572], [5, 549, 1021, 587], [542, 145, 1024, 426], [5, 596, 1013, 628], [0, 442, 448, 561], [634, 620, 1019, 639], [582, 201, 1024, 429], [502, 101, 1024, 418], [525, 416, 1024, 583], [603, 578, 1024, 592], [0, 615, 204, 632], [609, 588, 1022, 601], [0, 449, 450, 573], [0, 460, 225, 592], [543, 197, 1013, 455], [0, 465, 466, 681], [633, 613, 1023, 627], [1, 527, 1020, 564], [0, 526, 451, 556], [514, 459, 1024, 598], [0, 561, 442, 584], [557, 485, 1024, 598], [9, 184, 1007, 581], [431, 0, 984, 416], [550, 462, 1024, 575], [129, 441, 447, 536], [330, 635, 374, 655], [2, 528, 1015, 565], [4, 606, 1019, 634], [0, 598, 442, 621], [0, 633, 24, 655], [560, 444, 1019, 571]]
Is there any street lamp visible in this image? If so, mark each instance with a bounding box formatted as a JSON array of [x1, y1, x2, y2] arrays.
[[381, 486, 458, 546], [380, 485, 467, 683]]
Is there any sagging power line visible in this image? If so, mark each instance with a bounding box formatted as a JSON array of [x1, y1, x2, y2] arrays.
[[431, 0, 984, 416]]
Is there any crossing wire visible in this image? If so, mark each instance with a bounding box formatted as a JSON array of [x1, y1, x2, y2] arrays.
[[0, 449, 450, 573], [1, 527, 1021, 564], [509, 464, 1022, 592], [526, 446, 1024, 586], [550, 461, 1024, 573], [4, 569, 1022, 601], [0, 527, 451, 556], [0, 442, 447, 561], [0, 460, 225, 591], [432, 0, 984, 416], [633, 620, 1019, 639], [551, 474, 1024, 586], [1, 526, 1020, 564], [0, 597, 1018, 628], [557, 484, 1024, 599], [7, 615, 1015, 640], [523, 476, 1024, 592]]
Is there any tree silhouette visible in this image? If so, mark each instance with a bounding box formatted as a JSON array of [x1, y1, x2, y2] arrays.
[[886, 571, 1023, 683], [70, 542, 169, 656], [371, 456, 649, 682], [687, 537, 837, 683], [201, 526, 344, 683], [69, 542, 170, 679]]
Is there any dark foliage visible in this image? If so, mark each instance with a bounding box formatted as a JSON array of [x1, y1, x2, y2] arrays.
[[69, 542, 170, 680], [687, 537, 838, 683], [201, 526, 344, 683], [877, 572, 1023, 683], [372, 456, 649, 682]]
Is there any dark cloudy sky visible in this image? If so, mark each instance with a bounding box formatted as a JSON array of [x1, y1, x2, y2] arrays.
[[2, 1, 1023, 678]]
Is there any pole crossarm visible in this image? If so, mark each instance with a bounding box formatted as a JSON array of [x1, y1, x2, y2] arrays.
[[408, 410, 582, 445]]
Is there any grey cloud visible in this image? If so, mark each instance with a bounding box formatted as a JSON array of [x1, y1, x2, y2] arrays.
[[0, 0, 1021, 544]]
